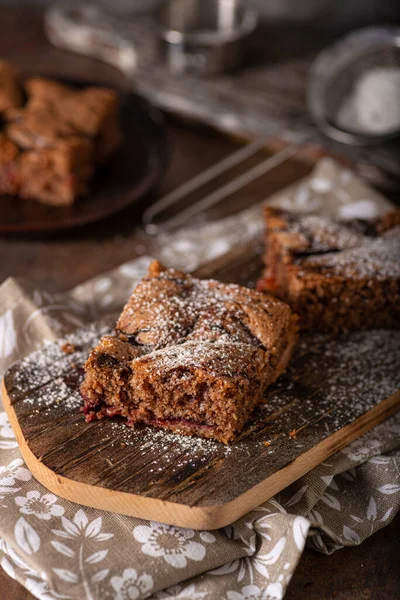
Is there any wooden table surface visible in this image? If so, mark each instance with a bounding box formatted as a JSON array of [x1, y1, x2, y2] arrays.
[[0, 6, 398, 599]]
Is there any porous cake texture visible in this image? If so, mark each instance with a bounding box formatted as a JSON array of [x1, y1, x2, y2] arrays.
[[258, 207, 400, 332], [81, 260, 298, 443]]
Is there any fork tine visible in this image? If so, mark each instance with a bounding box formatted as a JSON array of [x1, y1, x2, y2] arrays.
[[142, 136, 270, 227], [146, 144, 299, 232]]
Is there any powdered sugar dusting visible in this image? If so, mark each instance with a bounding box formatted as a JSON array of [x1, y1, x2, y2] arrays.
[[271, 329, 400, 433], [267, 157, 394, 218], [137, 340, 261, 379], [285, 213, 368, 253], [9, 320, 114, 414], [156, 204, 263, 271], [109, 419, 234, 463], [5, 322, 400, 477], [116, 267, 284, 376], [303, 234, 400, 280]]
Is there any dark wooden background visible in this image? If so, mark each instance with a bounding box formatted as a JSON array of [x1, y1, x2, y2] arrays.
[[0, 6, 398, 599]]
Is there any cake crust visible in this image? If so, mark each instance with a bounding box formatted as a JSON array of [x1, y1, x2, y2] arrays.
[[81, 261, 298, 443], [258, 207, 400, 332], [18, 138, 94, 206]]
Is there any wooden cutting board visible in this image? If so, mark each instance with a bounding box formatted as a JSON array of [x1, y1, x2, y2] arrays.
[[3, 249, 400, 530]]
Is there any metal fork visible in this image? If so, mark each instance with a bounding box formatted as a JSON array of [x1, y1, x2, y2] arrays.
[[142, 139, 303, 233]]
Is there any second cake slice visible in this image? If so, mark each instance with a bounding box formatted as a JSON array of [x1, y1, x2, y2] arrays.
[[258, 207, 400, 332], [81, 260, 298, 443]]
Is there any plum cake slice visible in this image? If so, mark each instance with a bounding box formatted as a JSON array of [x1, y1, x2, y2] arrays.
[[81, 260, 298, 443], [258, 207, 400, 333]]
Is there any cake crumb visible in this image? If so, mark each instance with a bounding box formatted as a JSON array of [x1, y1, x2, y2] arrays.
[[62, 342, 76, 354]]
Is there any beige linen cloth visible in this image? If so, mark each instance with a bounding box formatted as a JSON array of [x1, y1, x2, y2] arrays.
[[0, 159, 399, 600]]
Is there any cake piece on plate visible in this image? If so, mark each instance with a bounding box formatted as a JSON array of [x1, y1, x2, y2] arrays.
[[18, 137, 94, 206], [5, 107, 77, 150], [258, 207, 400, 332], [0, 134, 93, 206], [25, 78, 122, 162], [61, 87, 122, 162], [24, 77, 68, 110], [0, 60, 22, 112], [0, 133, 20, 195], [81, 260, 298, 443]]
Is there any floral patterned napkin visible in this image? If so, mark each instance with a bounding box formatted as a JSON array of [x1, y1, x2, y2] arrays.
[[0, 159, 399, 600]]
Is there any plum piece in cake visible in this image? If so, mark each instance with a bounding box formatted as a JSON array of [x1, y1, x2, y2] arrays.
[[257, 207, 400, 332], [81, 260, 298, 443]]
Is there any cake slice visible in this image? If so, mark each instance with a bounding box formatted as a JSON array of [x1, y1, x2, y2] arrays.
[[81, 261, 298, 443], [5, 107, 77, 150], [0, 134, 93, 206], [257, 207, 400, 332], [0, 71, 122, 206], [25, 78, 122, 162], [18, 137, 94, 206]]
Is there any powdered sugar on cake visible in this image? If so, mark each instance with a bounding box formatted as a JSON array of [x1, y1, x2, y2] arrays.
[[286, 214, 367, 252], [303, 234, 400, 280], [6, 322, 400, 466]]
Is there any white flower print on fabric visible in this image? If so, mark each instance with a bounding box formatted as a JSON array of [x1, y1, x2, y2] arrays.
[[210, 513, 287, 585], [341, 438, 381, 462], [1, 536, 38, 575], [15, 517, 41, 555], [15, 491, 64, 520], [292, 517, 309, 552], [110, 568, 153, 600], [0, 308, 17, 358], [0, 458, 31, 499], [227, 585, 265, 600], [132, 522, 207, 568], [155, 583, 207, 599], [25, 578, 72, 600], [52, 509, 114, 542], [264, 581, 284, 600], [378, 484, 400, 495], [0, 537, 69, 599], [0, 411, 18, 450], [50, 509, 114, 597]]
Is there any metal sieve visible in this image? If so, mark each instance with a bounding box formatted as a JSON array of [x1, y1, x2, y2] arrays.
[[43, 6, 400, 229], [308, 26, 400, 146]]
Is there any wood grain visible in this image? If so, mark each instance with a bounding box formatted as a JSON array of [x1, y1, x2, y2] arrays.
[[3, 248, 400, 529]]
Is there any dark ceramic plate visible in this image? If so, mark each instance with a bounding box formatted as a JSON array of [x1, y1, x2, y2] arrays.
[[0, 79, 167, 233]]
